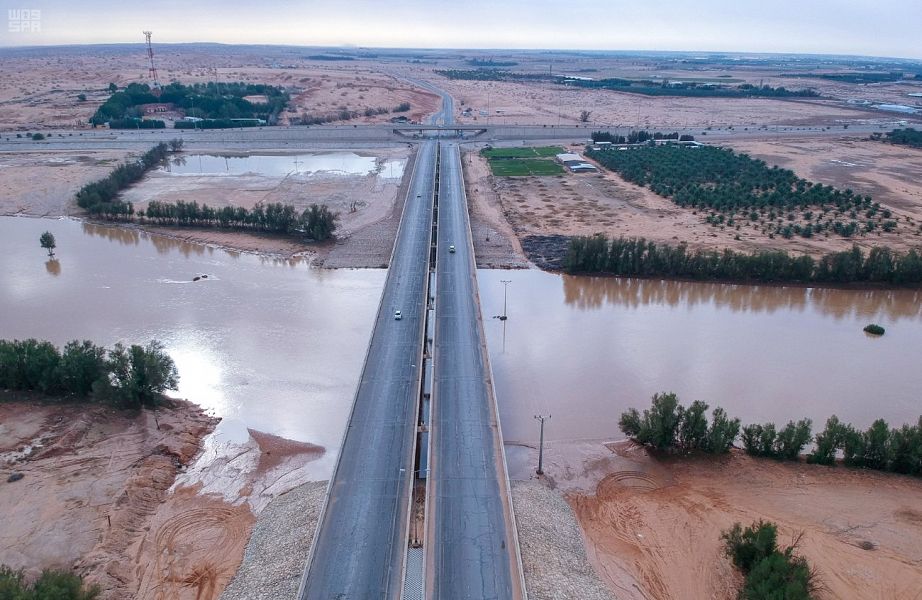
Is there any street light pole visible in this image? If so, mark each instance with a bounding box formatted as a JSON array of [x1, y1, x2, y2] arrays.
[[534, 414, 550, 475], [499, 279, 511, 321]]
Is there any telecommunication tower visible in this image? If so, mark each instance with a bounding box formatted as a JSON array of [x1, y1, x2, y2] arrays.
[[143, 31, 161, 96]]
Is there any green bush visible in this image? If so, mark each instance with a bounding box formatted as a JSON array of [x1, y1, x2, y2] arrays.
[[706, 407, 740, 453], [742, 551, 814, 600], [619, 394, 739, 454], [773, 419, 813, 460], [741, 423, 777, 457], [863, 324, 885, 335], [722, 521, 778, 572], [0, 566, 99, 600], [722, 522, 816, 600], [807, 415, 846, 465], [618, 392, 682, 449]]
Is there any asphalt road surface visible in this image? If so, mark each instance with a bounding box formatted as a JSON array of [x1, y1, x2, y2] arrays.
[[426, 142, 524, 599], [2, 119, 906, 152], [298, 140, 437, 599]]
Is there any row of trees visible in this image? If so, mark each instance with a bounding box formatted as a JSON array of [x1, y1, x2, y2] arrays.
[[722, 521, 817, 600], [591, 130, 695, 144], [139, 201, 337, 240], [587, 145, 874, 218], [108, 118, 165, 129], [174, 118, 262, 129], [564, 235, 922, 285], [618, 393, 741, 454], [0, 566, 98, 600], [620, 393, 922, 477], [565, 77, 818, 98], [75, 142, 171, 215], [0, 338, 178, 409], [807, 415, 922, 474]]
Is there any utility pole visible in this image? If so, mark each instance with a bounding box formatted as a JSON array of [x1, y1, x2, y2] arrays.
[[499, 279, 511, 321], [534, 414, 550, 475]]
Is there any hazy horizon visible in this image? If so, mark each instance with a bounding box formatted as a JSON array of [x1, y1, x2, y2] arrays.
[[1, 0, 921, 60]]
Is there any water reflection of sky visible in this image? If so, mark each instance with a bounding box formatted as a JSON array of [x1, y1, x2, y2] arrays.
[[162, 152, 406, 180], [0, 216, 385, 478], [479, 269, 922, 446]]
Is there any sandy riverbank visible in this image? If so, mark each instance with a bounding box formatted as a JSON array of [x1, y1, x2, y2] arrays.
[[511, 439, 922, 599], [0, 399, 325, 599]]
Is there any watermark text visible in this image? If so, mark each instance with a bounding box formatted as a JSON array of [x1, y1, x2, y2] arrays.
[[9, 9, 41, 33]]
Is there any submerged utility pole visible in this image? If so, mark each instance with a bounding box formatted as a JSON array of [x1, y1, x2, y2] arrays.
[[534, 414, 550, 475], [499, 279, 511, 321]]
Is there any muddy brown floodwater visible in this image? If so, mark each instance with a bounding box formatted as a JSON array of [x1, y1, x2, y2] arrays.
[[0, 216, 385, 477], [478, 269, 922, 445]]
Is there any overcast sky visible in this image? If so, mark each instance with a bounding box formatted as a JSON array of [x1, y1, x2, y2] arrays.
[[1, 0, 920, 59]]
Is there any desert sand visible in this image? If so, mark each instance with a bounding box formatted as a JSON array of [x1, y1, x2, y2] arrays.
[[433, 77, 879, 129], [0, 149, 133, 216], [515, 440, 922, 600], [0, 46, 439, 131]]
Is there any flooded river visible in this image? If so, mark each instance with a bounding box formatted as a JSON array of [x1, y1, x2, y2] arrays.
[[4, 215, 921, 469], [479, 269, 922, 445], [0, 216, 384, 476]]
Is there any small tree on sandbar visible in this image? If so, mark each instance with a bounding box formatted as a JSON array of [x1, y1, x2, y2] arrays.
[[40, 231, 56, 257]]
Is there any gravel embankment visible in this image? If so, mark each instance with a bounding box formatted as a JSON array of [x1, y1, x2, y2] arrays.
[[512, 480, 615, 600], [220, 481, 328, 600]]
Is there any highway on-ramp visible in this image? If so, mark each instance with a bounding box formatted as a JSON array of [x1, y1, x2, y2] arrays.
[[426, 142, 525, 599], [298, 140, 436, 599]]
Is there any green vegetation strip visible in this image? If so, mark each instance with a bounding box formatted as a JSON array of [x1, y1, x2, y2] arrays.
[[435, 69, 816, 98], [482, 146, 565, 177], [621, 392, 922, 476], [565, 235, 922, 285], [488, 158, 564, 176], [0, 338, 177, 409], [481, 146, 563, 159]]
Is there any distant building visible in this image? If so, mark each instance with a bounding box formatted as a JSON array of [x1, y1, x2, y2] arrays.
[[140, 102, 174, 114], [555, 152, 598, 173]]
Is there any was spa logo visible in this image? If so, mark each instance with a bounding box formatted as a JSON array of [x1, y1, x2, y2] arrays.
[[8, 9, 41, 33]]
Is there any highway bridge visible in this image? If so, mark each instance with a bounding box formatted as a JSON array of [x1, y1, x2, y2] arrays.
[[297, 88, 525, 598]]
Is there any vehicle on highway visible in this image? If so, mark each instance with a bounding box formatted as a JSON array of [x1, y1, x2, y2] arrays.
[[394, 310, 402, 320], [449, 244, 456, 253]]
